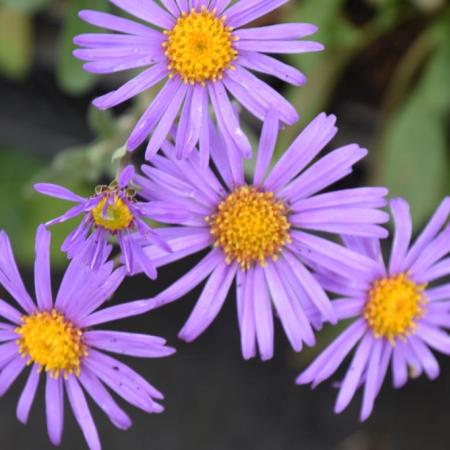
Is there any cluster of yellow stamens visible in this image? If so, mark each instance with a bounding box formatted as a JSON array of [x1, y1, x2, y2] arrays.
[[92, 194, 133, 232], [163, 7, 238, 84], [365, 273, 427, 344], [16, 310, 87, 379], [207, 186, 291, 270]]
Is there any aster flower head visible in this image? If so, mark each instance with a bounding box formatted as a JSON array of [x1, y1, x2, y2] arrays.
[[0, 226, 175, 449], [134, 111, 389, 361], [34, 165, 183, 278], [74, 0, 324, 163], [297, 197, 450, 421]]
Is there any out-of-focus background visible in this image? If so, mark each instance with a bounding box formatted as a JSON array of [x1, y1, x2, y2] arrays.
[[0, 0, 449, 449]]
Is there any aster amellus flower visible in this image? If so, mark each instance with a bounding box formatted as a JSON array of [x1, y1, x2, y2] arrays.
[[297, 198, 450, 421], [74, 0, 323, 162], [133, 111, 389, 360], [0, 226, 174, 450], [34, 165, 182, 278]]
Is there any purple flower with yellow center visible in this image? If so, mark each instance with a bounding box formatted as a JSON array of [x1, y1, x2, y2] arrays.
[[0, 226, 174, 450], [297, 197, 450, 421], [133, 111, 389, 360], [34, 165, 179, 278], [74, 0, 323, 162]]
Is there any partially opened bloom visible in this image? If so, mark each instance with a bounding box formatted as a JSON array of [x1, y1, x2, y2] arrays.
[[34, 165, 181, 278], [134, 111, 389, 360], [74, 0, 323, 162], [297, 198, 450, 421], [0, 226, 174, 450]]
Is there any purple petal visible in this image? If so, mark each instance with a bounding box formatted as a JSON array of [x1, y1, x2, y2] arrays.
[[149, 249, 223, 309], [45, 376, 64, 446], [85, 330, 175, 358], [0, 356, 26, 396], [404, 197, 450, 267], [78, 10, 159, 36], [108, 0, 175, 29], [65, 375, 101, 450], [34, 183, 85, 202], [78, 366, 132, 430], [296, 319, 366, 385], [235, 23, 318, 41], [16, 365, 40, 424], [118, 165, 135, 188], [80, 299, 154, 328], [226, 0, 289, 29], [335, 332, 373, 414], [34, 225, 53, 311], [265, 113, 337, 191], [238, 51, 306, 86], [253, 108, 279, 186], [253, 266, 274, 361], [388, 198, 412, 275], [93, 64, 169, 110], [145, 82, 188, 160], [178, 263, 237, 342]]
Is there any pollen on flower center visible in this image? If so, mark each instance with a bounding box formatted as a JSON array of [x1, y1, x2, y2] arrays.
[[16, 309, 87, 378], [365, 273, 427, 343], [92, 194, 133, 232], [163, 6, 238, 84], [207, 186, 291, 270]]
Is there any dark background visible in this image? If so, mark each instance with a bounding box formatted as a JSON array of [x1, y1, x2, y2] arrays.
[[1, 0, 450, 449]]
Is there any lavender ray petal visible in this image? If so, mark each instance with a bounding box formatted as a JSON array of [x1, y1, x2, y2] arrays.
[[253, 266, 274, 361], [388, 198, 413, 275], [93, 64, 169, 110], [65, 375, 101, 450], [179, 263, 237, 342], [16, 365, 40, 424], [335, 332, 373, 414], [409, 335, 440, 379], [78, 366, 132, 430], [0, 356, 26, 396], [404, 197, 450, 267], [235, 40, 324, 54], [296, 319, 366, 385], [45, 375, 64, 446], [253, 107, 279, 186], [34, 183, 85, 202], [237, 51, 306, 86], [85, 330, 175, 358], [360, 338, 383, 421], [78, 10, 159, 36], [34, 225, 53, 311], [392, 345, 408, 388]]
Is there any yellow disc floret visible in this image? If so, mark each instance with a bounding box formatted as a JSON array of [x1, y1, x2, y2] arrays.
[[163, 6, 238, 84], [16, 309, 87, 378], [92, 194, 133, 232], [365, 273, 427, 343], [207, 186, 291, 270]]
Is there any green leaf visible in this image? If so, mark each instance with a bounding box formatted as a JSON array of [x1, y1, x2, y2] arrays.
[[0, 7, 32, 79], [0, 0, 51, 13], [57, 0, 109, 95], [375, 98, 448, 227], [375, 18, 450, 228]]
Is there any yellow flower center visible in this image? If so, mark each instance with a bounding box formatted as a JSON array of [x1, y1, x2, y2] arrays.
[[163, 6, 237, 84], [16, 310, 87, 378], [207, 186, 291, 270], [92, 195, 133, 232], [365, 273, 427, 343]]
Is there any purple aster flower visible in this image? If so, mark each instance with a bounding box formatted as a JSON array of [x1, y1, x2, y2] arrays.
[[296, 197, 450, 421], [34, 165, 183, 278], [0, 225, 174, 450], [133, 111, 389, 360], [74, 0, 323, 163]]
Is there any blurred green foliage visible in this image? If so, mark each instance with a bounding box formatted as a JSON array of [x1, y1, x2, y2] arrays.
[[0, 0, 449, 267]]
